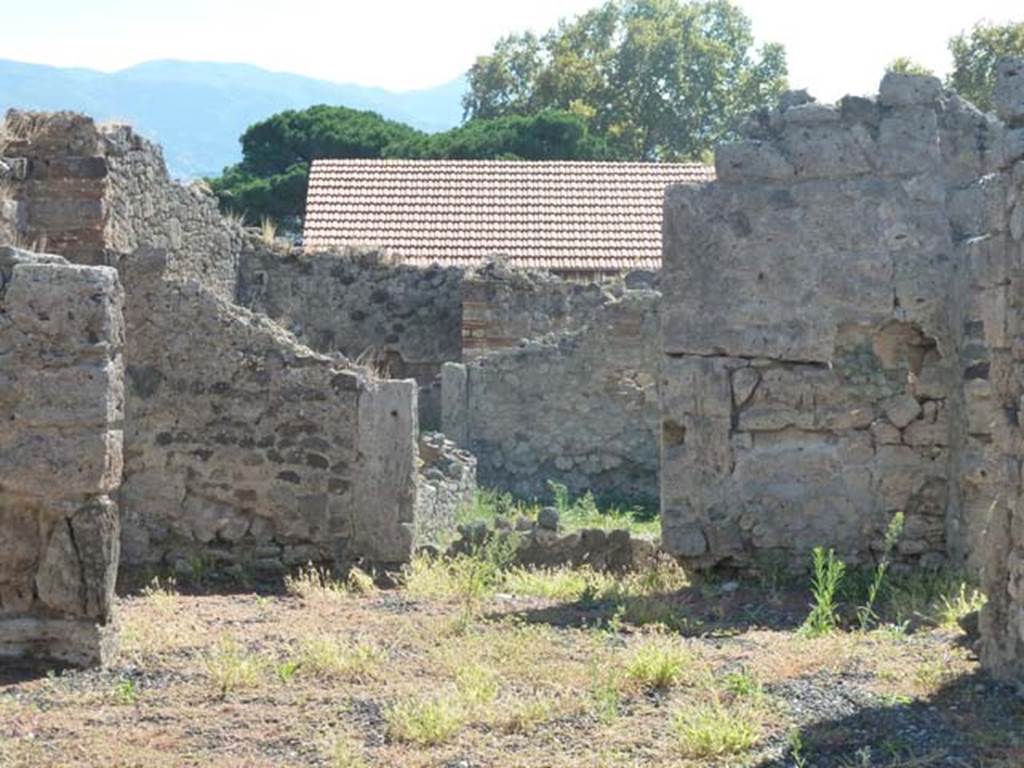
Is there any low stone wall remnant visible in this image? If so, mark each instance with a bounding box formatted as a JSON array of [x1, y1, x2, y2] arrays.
[[0, 247, 124, 666]]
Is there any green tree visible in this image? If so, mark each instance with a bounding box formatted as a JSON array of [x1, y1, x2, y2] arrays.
[[209, 107, 611, 229], [238, 105, 423, 176], [886, 57, 934, 76], [948, 20, 1024, 111], [209, 106, 425, 229], [385, 109, 612, 160], [463, 0, 788, 160]]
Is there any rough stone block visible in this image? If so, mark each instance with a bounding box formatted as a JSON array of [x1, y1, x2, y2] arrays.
[[663, 179, 898, 361], [8, 359, 124, 428], [5, 262, 123, 352], [879, 72, 943, 107], [714, 141, 794, 182], [994, 57, 1024, 125], [0, 428, 123, 497], [0, 251, 123, 668]]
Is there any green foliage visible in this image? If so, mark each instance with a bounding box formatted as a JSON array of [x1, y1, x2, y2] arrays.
[[624, 634, 690, 689], [384, 695, 464, 745], [885, 569, 986, 628], [385, 109, 611, 160], [856, 512, 904, 631], [672, 701, 761, 757], [799, 547, 846, 637], [886, 57, 934, 76], [111, 678, 139, 706], [948, 20, 1024, 111], [721, 667, 763, 700], [208, 161, 309, 231], [209, 106, 607, 229], [460, 484, 659, 536], [240, 105, 423, 177], [203, 636, 264, 697], [464, 0, 788, 160]]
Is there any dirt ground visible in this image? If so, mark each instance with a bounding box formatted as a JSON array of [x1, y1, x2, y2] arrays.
[[1, 561, 1021, 768]]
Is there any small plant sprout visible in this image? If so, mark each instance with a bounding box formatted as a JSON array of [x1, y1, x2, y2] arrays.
[[672, 700, 761, 758], [800, 546, 846, 637], [203, 636, 264, 698], [384, 694, 464, 746], [624, 633, 689, 689], [857, 511, 904, 631]]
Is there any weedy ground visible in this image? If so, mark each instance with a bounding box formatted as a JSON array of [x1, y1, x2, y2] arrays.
[[0, 549, 1021, 767]]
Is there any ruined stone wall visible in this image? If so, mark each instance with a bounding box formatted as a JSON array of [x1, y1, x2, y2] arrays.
[[237, 244, 462, 429], [975, 58, 1024, 688], [117, 249, 420, 572], [416, 432, 477, 544], [461, 260, 657, 359], [661, 74, 999, 569], [661, 65, 1024, 684], [4, 111, 241, 297], [444, 284, 660, 504], [1, 112, 440, 571], [0, 247, 123, 665]]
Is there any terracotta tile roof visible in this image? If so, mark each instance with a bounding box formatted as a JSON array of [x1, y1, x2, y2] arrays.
[[302, 159, 714, 272]]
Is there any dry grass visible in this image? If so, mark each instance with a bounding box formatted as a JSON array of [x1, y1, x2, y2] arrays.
[[0, 558, 1019, 768], [259, 215, 278, 245], [353, 347, 392, 383]]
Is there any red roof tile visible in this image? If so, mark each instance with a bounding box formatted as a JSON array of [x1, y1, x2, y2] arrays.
[[302, 159, 714, 272]]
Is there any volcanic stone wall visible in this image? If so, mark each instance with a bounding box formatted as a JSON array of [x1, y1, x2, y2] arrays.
[[974, 58, 1024, 689], [0, 247, 124, 666], [117, 249, 420, 572], [236, 244, 463, 430], [6, 111, 241, 297], [461, 260, 657, 359], [662, 66, 1024, 685], [0, 112, 439, 573], [444, 268, 660, 503]]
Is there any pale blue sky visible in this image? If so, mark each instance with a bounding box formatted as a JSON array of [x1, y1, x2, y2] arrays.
[[2, 0, 1021, 99]]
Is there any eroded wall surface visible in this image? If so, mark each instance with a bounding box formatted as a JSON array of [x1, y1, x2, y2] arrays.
[[117, 250, 420, 571], [461, 260, 657, 358], [976, 58, 1024, 688], [661, 73, 1008, 570], [237, 244, 462, 429], [444, 268, 660, 503], [661, 66, 1024, 685], [2, 112, 430, 571], [0, 247, 124, 665], [7, 112, 240, 297]]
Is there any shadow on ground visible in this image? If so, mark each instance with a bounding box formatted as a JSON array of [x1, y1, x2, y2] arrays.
[[489, 579, 811, 636], [754, 669, 1024, 768]]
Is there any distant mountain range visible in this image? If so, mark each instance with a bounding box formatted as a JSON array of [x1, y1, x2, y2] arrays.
[[0, 59, 466, 178]]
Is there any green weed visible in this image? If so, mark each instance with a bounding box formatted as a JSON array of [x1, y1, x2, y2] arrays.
[[800, 547, 846, 637]]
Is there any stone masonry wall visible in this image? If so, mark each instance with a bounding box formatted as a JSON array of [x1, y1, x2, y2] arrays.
[[117, 249, 420, 573], [444, 272, 660, 504], [0, 247, 124, 666], [237, 244, 462, 430], [661, 66, 1024, 684], [661, 74, 1004, 570], [2, 112, 439, 571], [4, 111, 241, 298], [976, 58, 1024, 688], [461, 260, 657, 359]]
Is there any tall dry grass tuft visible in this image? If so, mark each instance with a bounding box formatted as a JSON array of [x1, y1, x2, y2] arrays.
[[354, 348, 391, 383], [260, 215, 278, 245]]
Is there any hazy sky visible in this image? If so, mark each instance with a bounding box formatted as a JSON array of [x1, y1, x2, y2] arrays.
[[2, 0, 1021, 99]]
